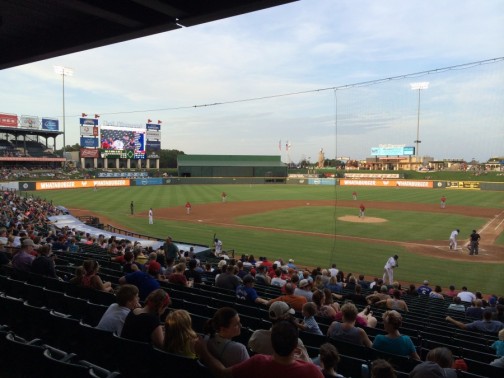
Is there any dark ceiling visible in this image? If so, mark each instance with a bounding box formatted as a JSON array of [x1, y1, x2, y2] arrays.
[[0, 0, 297, 70]]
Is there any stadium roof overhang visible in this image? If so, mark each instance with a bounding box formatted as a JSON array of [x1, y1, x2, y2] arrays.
[[0, 0, 297, 70]]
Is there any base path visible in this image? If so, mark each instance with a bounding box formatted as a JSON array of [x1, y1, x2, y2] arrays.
[[72, 200, 504, 263]]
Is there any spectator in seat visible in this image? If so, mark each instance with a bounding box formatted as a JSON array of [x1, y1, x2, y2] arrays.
[[236, 275, 268, 306], [372, 310, 420, 360], [248, 302, 310, 361], [121, 288, 170, 349], [203, 307, 250, 367], [447, 296, 466, 312], [375, 289, 409, 312], [119, 260, 161, 301], [371, 359, 396, 378], [319, 343, 344, 378], [457, 286, 476, 303], [168, 262, 188, 286], [196, 320, 323, 378], [267, 283, 307, 312], [465, 299, 484, 320], [30, 244, 57, 278], [446, 310, 504, 334], [216, 264, 241, 291], [328, 302, 372, 347], [11, 238, 35, 272], [425, 347, 458, 378], [96, 284, 140, 334], [164, 309, 198, 358], [71, 259, 113, 292], [184, 258, 202, 284]]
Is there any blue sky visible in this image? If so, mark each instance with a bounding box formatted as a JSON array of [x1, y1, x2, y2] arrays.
[[1, 0, 503, 164]]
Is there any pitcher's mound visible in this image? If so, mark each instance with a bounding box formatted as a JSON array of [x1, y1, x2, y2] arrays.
[[339, 215, 387, 223]]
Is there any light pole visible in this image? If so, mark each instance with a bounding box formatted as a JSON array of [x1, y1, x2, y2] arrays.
[[54, 65, 74, 163], [410, 81, 429, 160]]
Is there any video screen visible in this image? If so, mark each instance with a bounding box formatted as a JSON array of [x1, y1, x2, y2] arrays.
[[100, 126, 146, 159]]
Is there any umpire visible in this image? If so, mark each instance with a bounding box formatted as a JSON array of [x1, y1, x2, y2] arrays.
[[469, 230, 481, 255]]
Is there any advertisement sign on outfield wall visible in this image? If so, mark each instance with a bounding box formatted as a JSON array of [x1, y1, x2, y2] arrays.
[[446, 181, 481, 190], [340, 179, 433, 188], [132, 178, 164, 186], [35, 180, 130, 190]]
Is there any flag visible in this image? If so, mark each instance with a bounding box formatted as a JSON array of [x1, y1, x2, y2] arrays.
[[148, 119, 152, 123], [94, 114, 100, 119], [278, 140, 281, 151], [157, 120, 162, 124], [81, 113, 88, 117]]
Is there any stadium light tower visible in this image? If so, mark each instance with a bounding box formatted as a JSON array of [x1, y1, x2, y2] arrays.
[[53, 65, 74, 162], [410, 82, 429, 160]]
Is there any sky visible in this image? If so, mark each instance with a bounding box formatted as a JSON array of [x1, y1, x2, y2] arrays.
[[1, 0, 503, 164]]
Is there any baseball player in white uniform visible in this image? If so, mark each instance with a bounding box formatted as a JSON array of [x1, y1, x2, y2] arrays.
[[449, 229, 460, 250], [383, 255, 399, 285]]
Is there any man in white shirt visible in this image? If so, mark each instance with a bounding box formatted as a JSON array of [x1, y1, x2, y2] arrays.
[[457, 286, 476, 303], [382, 255, 398, 285], [449, 229, 460, 250]]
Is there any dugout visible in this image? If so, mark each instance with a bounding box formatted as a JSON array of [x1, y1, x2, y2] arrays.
[[177, 155, 287, 178]]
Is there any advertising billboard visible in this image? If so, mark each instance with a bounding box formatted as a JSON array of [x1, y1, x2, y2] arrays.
[[80, 137, 99, 148], [371, 145, 415, 156], [0, 113, 18, 127], [100, 126, 146, 159], [41, 118, 59, 131], [80, 125, 98, 136], [20, 115, 40, 129], [79, 117, 99, 126]]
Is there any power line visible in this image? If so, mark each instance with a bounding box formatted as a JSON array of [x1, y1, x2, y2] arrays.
[[69, 56, 504, 118]]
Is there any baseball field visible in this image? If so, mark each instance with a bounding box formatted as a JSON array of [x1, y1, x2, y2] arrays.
[[31, 184, 504, 295]]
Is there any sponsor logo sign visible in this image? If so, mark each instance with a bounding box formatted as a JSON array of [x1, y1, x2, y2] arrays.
[[80, 148, 99, 158], [35, 179, 130, 190], [80, 125, 98, 136], [80, 137, 98, 148], [41, 118, 59, 131], [79, 118, 99, 126], [146, 123, 161, 131], [146, 130, 161, 139], [446, 181, 480, 190], [340, 180, 433, 188], [20, 115, 40, 129], [0, 113, 18, 127]]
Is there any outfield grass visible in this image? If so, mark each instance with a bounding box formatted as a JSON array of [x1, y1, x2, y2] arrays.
[[31, 184, 504, 294]]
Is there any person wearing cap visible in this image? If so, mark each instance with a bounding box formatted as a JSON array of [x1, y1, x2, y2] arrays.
[[446, 310, 504, 334], [236, 275, 268, 306], [382, 255, 398, 285], [11, 238, 36, 272], [119, 260, 161, 301], [267, 283, 307, 312], [197, 320, 323, 378], [417, 280, 432, 296], [449, 228, 460, 250], [248, 302, 310, 361], [294, 279, 313, 302], [287, 259, 296, 269], [468, 229, 481, 255], [96, 284, 140, 334], [120, 288, 170, 349]]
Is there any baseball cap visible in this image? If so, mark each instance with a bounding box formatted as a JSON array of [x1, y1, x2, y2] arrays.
[[299, 279, 309, 288], [22, 239, 34, 247], [243, 275, 255, 284], [269, 301, 295, 320], [423, 280, 429, 285], [288, 259, 294, 263], [218, 260, 227, 269], [148, 261, 161, 275]]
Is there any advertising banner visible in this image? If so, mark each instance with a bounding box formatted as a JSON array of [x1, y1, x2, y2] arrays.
[[80, 125, 98, 136], [35, 179, 130, 190], [80, 137, 98, 148], [146, 140, 161, 150], [80, 148, 99, 158], [0, 113, 18, 127], [132, 178, 164, 186], [19, 115, 40, 129], [97, 172, 148, 178], [146, 130, 161, 139], [79, 118, 99, 126], [371, 145, 415, 156], [41, 118, 59, 131], [340, 179, 433, 188], [446, 181, 481, 190], [146, 123, 161, 130]]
